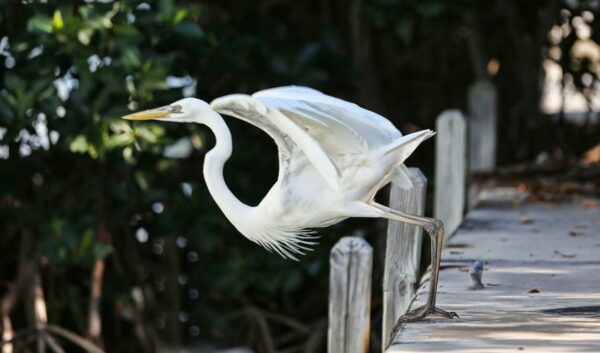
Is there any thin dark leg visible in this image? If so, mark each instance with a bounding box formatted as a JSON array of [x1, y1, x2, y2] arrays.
[[369, 203, 458, 345]]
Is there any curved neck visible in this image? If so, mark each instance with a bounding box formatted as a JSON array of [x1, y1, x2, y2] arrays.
[[201, 111, 253, 227]]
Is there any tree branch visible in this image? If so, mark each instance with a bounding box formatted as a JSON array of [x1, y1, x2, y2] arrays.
[[46, 325, 105, 353]]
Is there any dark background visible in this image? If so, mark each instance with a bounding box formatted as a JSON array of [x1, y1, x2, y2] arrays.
[[0, 0, 598, 352]]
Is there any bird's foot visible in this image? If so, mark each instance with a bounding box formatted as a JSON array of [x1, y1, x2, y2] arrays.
[[389, 304, 458, 343]]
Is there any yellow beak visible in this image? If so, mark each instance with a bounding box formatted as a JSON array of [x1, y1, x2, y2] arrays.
[[122, 107, 171, 121]]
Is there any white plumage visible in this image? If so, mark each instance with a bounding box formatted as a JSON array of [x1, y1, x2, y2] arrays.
[[210, 86, 434, 258], [123, 85, 457, 326]]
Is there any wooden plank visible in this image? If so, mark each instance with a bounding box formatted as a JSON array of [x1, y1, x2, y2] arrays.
[[468, 78, 497, 173], [328, 236, 373, 353], [434, 110, 466, 237], [387, 189, 600, 352], [382, 168, 427, 349]]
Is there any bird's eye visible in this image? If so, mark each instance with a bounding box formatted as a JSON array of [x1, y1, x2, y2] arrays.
[[171, 105, 183, 113]]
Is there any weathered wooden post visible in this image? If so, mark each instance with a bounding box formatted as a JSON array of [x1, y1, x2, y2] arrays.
[[382, 168, 427, 349], [434, 110, 466, 238], [328, 236, 373, 353], [468, 78, 497, 208], [468, 78, 497, 173]]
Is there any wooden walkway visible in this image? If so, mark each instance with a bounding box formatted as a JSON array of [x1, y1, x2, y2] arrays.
[[387, 187, 600, 352]]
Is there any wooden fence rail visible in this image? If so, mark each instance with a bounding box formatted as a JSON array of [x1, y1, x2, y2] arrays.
[[434, 110, 467, 238], [467, 78, 498, 208], [468, 78, 497, 173], [328, 80, 498, 349], [381, 168, 427, 349], [328, 236, 373, 353]]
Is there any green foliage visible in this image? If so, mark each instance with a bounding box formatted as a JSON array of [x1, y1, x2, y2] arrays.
[[1, 0, 597, 352], [0, 0, 349, 351], [368, 0, 468, 45]]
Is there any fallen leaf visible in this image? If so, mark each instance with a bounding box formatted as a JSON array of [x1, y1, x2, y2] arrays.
[[458, 267, 469, 272], [528, 288, 540, 294], [583, 143, 600, 164], [520, 217, 533, 224], [554, 250, 576, 258], [582, 200, 598, 209], [568, 230, 581, 237]]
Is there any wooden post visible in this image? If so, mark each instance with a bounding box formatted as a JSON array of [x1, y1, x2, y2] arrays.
[[328, 236, 373, 353], [434, 110, 466, 238], [468, 78, 497, 173], [382, 168, 427, 349]]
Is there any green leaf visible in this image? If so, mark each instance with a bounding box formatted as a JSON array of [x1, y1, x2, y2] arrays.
[[134, 171, 149, 191], [105, 133, 135, 149], [417, 2, 445, 17], [159, 0, 175, 20], [174, 22, 204, 39], [0, 97, 14, 122], [79, 229, 94, 253], [69, 135, 88, 153], [53, 10, 64, 31], [122, 48, 141, 67], [31, 77, 53, 95], [17, 92, 35, 118], [174, 8, 188, 24], [27, 15, 53, 33], [4, 73, 26, 93], [77, 28, 94, 45], [394, 16, 414, 45]]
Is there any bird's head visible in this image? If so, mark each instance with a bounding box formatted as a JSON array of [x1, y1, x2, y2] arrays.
[[122, 98, 211, 123]]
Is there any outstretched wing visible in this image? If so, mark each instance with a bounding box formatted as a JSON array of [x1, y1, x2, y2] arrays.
[[252, 86, 402, 155], [210, 94, 341, 190]]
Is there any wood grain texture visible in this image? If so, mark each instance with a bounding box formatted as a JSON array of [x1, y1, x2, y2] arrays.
[[328, 236, 373, 353], [434, 110, 466, 238], [388, 189, 600, 352], [382, 168, 427, 349]]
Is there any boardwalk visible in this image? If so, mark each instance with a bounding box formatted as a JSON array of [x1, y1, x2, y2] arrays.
[[387, 187, 600, 353]]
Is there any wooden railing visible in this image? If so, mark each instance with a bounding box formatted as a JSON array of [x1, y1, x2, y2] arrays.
[[327, 78, 497, 353]]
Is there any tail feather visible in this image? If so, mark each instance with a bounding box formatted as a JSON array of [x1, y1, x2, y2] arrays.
[[382, 129, 435, 190], [382, 129, 435, 160]]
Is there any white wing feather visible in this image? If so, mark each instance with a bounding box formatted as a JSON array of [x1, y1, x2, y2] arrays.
[[211, 94, 341, 190], [211, 87, 426, 259], [253, 86, 402, 153]]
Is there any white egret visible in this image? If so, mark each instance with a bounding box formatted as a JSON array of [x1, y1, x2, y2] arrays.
[[123, 86, 457, 327]]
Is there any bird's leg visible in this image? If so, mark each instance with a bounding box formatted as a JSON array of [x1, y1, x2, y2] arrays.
[[370, 203, 458, 341]]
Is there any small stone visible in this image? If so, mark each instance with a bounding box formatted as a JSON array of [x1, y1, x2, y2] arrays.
[[528, 288, 540, 294], [469, 260, 485, 290]]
